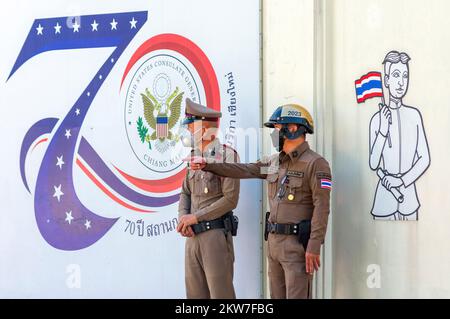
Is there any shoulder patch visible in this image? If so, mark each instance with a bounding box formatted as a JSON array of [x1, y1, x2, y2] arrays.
[[316, 171, 332, 190], [320, 178, 332, 190]]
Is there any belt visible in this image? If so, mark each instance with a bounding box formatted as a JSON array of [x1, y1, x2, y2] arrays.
[[266, 222, 300, 235], [191, 213, 232, 235]]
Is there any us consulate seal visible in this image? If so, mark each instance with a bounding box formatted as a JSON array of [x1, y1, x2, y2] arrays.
[[124, 52, 202, 173]]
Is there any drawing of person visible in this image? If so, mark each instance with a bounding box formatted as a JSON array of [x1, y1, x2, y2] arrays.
[[369, 51, 430, 221]]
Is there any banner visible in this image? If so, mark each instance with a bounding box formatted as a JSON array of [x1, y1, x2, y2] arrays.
[[0, 0, 261, 298]]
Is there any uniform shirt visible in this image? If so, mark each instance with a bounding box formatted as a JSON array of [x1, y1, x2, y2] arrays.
[[178, 138, 240, 222], [203, 141, 332, 255], [369, 104, 430, 216]]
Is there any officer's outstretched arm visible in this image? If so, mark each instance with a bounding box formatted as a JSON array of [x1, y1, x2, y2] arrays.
[[203, 163, 266, 178], [203, 161, 268, 180]]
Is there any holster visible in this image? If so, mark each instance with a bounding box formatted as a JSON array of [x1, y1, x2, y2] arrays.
[[297, 219, 311, 251], [223, 211, 239, 236], [264, 211, 270, 241]]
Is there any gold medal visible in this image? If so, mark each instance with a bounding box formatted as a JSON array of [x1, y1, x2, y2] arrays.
[[288, 194, 295, 201], [204, 187, 209, 194]]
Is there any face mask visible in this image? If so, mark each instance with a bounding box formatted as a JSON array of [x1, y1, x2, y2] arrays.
[[270, 124, 306, 151], [181, 127, 203, 148], [270, 128, 284, 152]]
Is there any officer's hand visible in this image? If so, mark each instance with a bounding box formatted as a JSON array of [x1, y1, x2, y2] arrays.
[[382, 175, 403, 190], [190, 156, 206, 170], [378, 104, 391, 136], [181, 226, 195, 238], [305, 252, 321, 274], [191, 162, 206, 170], [177, 214, 199, 235]]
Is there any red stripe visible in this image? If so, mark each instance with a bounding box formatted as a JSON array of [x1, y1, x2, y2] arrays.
[[31, 137, 48, 152], [357, 92, 383, 103], [76, 158, 154, 213], [355, 72, 382, 85], [120, 33, 221, 114], [114, 165, 186, 193]]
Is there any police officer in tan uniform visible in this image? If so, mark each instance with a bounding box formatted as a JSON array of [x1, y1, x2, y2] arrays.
[[176, 98, 240, 299], [191, 104, 332, 299]]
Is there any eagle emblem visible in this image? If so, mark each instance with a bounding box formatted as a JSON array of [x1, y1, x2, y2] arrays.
[[136, 87, 184, 153]]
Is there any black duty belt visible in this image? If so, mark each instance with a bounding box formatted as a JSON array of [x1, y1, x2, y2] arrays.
[[266, 222, 300, 235], [191, 212, 238, 236], [264, 212, 311, 250]]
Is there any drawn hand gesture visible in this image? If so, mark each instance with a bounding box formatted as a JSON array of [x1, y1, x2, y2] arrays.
[[379, 103, 391, 137]]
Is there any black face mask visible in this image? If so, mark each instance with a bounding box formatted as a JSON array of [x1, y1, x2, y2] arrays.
[[270, 125, 307, 152]]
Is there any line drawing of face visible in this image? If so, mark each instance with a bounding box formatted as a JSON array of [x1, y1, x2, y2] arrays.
[[385, 61, 409, 99]]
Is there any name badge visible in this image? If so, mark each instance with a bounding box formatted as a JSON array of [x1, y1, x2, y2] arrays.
[[287, 171, 304, 178]]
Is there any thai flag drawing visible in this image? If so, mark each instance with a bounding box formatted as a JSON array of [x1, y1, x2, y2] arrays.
[[321, 179, 332, 190], [355, 71, 383, 103]]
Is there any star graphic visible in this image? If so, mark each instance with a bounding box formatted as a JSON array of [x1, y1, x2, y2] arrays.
[[87, 92, 90, 97], [56, 155, 65, 169], [36, 24, 44, 35], [54, 22, 61, 34], [110, 18, 118, 30], [75, 108, 80, 116], [65, 129, 71, 139], [99, 74, 103, 80], [72, 20, 80, 32], [91, 20, 99, 31], [65, 211, 74, 224], [84, 219, 91, 230], [53, 184, 64, 202], [129, 17, 137, 29]]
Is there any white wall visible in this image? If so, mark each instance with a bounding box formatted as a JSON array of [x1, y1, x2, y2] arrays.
[[262, 0, 334, 298], [263, 0, 450, 299], [327, 0, 450, 298]]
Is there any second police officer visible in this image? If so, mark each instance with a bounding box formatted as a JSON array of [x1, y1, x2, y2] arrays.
[[190, 104, 332, 299]]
